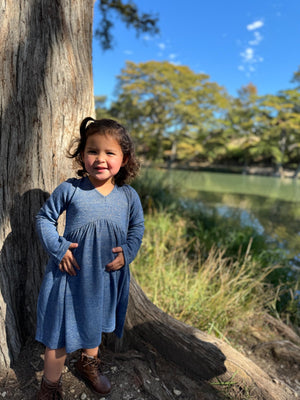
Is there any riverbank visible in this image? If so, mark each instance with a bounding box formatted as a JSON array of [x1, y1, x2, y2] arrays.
[[143, 161, 300, 179]]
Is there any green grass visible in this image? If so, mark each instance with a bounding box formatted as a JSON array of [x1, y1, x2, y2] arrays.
[[131, 210, 278, 336]]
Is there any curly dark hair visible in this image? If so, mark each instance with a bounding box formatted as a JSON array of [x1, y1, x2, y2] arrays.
[[68, 117, 140, 186]]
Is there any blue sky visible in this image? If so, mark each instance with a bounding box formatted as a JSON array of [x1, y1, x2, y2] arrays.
[[92, 0, 300, 101]]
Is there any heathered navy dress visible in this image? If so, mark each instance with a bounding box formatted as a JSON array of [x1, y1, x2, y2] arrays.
[[35, 177, 144, 353]]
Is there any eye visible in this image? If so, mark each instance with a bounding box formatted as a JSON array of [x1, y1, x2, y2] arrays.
[[107, 151, 115, 155], [87, 150, 97, 154]]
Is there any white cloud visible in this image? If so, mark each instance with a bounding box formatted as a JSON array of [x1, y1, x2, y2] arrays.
[[158, 43, 166, 50], [240, 47, 254, 62], [247, 20, 264, 31], [170, 60, 181, 66], [238, 19, 264, 77], [168, 53, 181, 65], [238, 46, 263, 76], [123, 50, 133, 55], [249, 31, 263, 46], [240, 47, 264, 65], [142, 34, 153, 41]]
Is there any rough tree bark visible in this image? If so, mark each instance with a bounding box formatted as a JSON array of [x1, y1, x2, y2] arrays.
[[0, 0, 94, 369]]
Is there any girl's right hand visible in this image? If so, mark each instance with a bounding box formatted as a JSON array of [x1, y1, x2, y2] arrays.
[[59, 243, 80, 276]]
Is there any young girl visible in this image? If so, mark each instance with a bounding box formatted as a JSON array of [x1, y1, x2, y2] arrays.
[[35, 117, 144, 399]]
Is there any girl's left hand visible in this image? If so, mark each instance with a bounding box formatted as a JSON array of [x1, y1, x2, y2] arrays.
[[106, 247, 125, 271]]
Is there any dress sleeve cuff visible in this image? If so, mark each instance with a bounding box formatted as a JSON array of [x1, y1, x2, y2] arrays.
[[120, 244, 131, 266], [53, 237, 72, 265]]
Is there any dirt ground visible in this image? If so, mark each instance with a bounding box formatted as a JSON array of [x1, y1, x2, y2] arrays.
[[0, 339, 228, 400], [0, 327, 299, 400]]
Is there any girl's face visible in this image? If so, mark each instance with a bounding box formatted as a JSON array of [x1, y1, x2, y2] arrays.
[[81, 133, 126, 188]]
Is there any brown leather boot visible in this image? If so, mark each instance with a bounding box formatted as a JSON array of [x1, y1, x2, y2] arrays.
[[75, 352, 111, 395], [37, 375, 63, 399]]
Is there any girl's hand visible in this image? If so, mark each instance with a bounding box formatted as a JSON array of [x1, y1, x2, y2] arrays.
[[59, 243, 80, 276], [106, 247, 125, 271]]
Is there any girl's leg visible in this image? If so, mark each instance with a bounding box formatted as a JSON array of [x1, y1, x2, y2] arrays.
[[44, 346, 67, 383], [83, 346, 99, 357]]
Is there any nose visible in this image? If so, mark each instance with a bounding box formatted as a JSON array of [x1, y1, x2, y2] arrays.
[[96, 153, 105, 163]]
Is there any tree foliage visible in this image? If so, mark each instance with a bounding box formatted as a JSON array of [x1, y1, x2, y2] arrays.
[[96, 63, 300, 175], [109, 61, 229, 163], [260, 89, 300, 170], [95, 0, 159, 50]]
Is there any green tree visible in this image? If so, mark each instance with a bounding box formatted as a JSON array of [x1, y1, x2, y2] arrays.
[[220, 83, 263, 169], [259, 89, 300, 176], [110, 61, 229, 164], [95, 95, 111, 119]]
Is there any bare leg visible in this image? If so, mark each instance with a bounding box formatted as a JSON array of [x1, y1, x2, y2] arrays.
[[44, 347, 67, 383], [83, 346, 99, 357]]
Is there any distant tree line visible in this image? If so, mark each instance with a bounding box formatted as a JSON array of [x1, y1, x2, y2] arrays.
[[95, 61, 300, 177]]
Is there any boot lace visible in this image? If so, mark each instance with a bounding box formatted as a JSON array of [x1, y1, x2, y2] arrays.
[[82, 356, 102, 378]]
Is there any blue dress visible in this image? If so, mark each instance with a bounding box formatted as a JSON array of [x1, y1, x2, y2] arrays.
[[35, 177, 144, 353]]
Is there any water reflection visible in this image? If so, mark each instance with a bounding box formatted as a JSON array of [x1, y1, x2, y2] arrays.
[[173, 170, 300, 202], [217, 205, 264, 235], [164, 170, 300, 263], [185, 189, 300, 261]]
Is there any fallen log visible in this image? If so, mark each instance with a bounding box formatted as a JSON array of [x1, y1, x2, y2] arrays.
[[107, 277, 298, 400], [253, 339, 300, 364]]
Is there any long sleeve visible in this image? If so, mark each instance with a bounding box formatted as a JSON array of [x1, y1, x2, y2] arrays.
[[121, 187, 144, 266], [36, 179, 76, 264]]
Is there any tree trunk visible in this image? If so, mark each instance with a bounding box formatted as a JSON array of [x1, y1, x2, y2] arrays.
[[105, 278, 298, 400], [167, 139, 177, 169], [0, 0, 94, 369]]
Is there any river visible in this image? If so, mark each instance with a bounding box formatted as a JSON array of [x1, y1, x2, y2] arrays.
[[161, 170, 300, 266]]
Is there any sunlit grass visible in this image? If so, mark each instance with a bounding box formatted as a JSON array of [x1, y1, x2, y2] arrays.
[[131, 210, 277, 336]]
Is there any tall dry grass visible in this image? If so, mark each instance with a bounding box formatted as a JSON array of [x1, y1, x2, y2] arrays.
[[131, 210, 278, 336]]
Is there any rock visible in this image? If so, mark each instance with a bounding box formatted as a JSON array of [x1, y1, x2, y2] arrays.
[[173, 389, 182, 396]]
